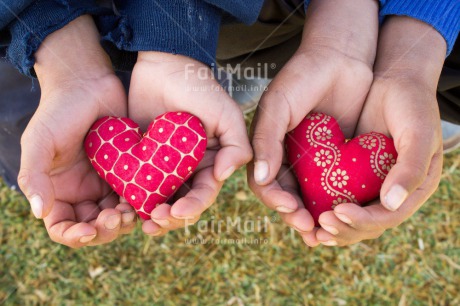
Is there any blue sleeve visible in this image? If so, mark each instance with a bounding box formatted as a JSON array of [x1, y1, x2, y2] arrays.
[[6, 0, 110, 77], [102, 0, 265, 68], [204, 1, 264, 25], [0, 0, 34, 30], [103, 0, 222, 67], [304, 0, 460, 56], [379, 0, 460, 55]]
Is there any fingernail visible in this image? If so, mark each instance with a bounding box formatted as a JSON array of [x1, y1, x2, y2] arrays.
[[254, 160, 269, 184], [80, 234, 96, 243], [322, 240, 337, 246], [105, 214, 121, 230], [219, 166, 235, 181], [121, 211, 136, 224], [335, 213, 352, 225], [152, 218, 170, 227], [384, 185, 408, 211], [321, 224, 339, 235], [29, 194, 43, 219], [276, 206, 296, 213]]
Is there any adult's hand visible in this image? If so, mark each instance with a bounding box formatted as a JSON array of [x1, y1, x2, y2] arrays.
[[18, 15, 135, 248], [315, 16, 446, 246], [248, 0, 379, 247], [128, 51, 253, 237]]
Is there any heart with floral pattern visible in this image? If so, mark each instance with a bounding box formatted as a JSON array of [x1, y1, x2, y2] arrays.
[[285, 113, 398, 226], [85, 112, 207, 220]]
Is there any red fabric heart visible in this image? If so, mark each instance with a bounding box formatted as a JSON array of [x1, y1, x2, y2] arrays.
[[285, 113, 397, 226], [84, 112, 207, 220]]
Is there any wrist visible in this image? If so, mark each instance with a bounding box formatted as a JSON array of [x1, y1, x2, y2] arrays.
[[137, 51, 208, 67], [34, 15, 113, 87], [136, 51, 212, 81], [374, 16, 447, 90], [300, 0, 379, 66]]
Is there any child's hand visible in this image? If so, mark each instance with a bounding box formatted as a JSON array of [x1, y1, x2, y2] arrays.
[[315, 17, 445, 246], [248, 0, 379, 246], [18, 16, 135, 248], [128, 52, 253, 236]]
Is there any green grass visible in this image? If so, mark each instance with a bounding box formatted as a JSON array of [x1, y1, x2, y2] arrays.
[[1, 146, 459, 305]]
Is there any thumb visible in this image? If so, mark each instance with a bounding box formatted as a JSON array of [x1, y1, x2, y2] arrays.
[[18, 127, 55, 219], [250, 51, 334, 186], [357, 88, 442, 212], [379, 126, 441, 212], [213, 100, 253, 181], [250, 89, 291, 186]]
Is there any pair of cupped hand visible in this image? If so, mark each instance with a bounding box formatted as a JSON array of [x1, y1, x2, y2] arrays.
[[19, 0, 446, 249]]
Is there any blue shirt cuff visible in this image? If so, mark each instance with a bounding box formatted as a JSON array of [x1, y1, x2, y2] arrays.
[[102, 0, 223, 67], [0, 0, 34, 29], [6, 0, 109, 77], [204, 0, 263, 25], [379, 0, 460, 56]]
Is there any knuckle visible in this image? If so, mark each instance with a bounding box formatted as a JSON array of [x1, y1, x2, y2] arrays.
[[251, 132, 270, 147], [47, 231, 61, 244], [410, 162, 428, 178], [20, 129, 33, 147], [17, 170, 30, 191], [243, 146, 254, 163], [251, 133, 282, 159]]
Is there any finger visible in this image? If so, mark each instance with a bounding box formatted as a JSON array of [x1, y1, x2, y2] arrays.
[[250, 89, 291, 186], [250, 60, 329, 186], [97, 191, 118, 210], [280, 209, 316, 233], [44, 200, 97, 248], [18, 124, 55, 219], [170, 167, 223, 220], [380, 128, 440, 211], [317, 210, 385, 246], [318, 210, 359, 236], [142, 220, 169, 237], [213, 102, 253, 181], [49, 222, 97, 248], [72, 193, 123, 223], [151, 204, 200, 230], [151, 204, 186, 230], [248, 162, 301, 214], [299, 228, 320, 247], [316, 211, 362, 245], [333, 151, 442, 231], [248, 161, 316, 232], [115, 203, 137, 234], [73, 201, 101, 223], [88, 208, 122, 245], [357, 88, 442, 212]]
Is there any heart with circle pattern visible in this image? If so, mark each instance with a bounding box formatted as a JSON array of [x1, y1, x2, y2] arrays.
[[85, 112, 207, 219]]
